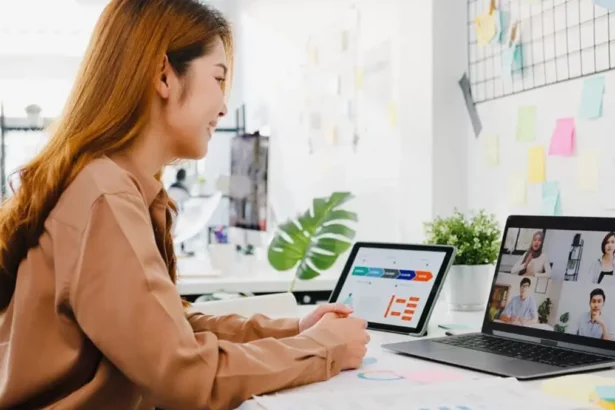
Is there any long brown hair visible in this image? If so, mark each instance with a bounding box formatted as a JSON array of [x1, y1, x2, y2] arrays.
[[0, 0, 233, 310]]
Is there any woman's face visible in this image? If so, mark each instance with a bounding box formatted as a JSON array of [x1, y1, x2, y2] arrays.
[[605, 235, 615, 255], [532, 233, 542, 251], [159, 36, 228, 159]]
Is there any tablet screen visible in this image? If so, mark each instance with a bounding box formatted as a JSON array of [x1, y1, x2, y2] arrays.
[[334, 246, 448, 329]]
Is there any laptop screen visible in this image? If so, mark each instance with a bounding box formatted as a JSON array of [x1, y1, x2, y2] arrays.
[[488, 225, 615, 343]]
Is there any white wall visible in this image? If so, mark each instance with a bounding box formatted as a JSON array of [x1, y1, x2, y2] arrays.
[[466, 1, 615, 225], [240, 0, 468, 243]]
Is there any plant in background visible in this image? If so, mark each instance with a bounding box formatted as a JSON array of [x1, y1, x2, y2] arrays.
[[268, 192, 357, 291], [424, 209, 501, 266], [538, 298, 552, 324], [554, 312, 570, 333]]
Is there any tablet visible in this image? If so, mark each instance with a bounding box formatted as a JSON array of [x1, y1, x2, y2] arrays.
[[329, 242, 456, 336]]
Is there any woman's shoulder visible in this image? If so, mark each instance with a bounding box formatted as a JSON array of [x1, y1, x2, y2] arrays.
[[50, 157, 147, 230]]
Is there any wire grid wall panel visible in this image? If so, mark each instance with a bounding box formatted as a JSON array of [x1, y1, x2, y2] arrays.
[[468, 0, 615, 103]]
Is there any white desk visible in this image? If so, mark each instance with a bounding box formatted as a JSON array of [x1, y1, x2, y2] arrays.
[[238, 299, 615, 409], [176, 255, 338, 298]]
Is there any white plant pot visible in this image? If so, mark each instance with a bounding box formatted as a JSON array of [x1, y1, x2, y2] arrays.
[[444, 264, 494, 312]]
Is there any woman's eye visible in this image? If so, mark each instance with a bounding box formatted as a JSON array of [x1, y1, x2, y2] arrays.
[[216, 78, 226, 85]]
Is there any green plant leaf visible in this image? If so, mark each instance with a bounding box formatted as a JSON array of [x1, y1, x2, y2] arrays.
[[316, 224, 356, 239], [297, 262, 320, 280], [267, 191, 357, 288]]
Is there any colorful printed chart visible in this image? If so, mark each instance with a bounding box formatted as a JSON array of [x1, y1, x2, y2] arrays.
[[352, 266, 433, 281]]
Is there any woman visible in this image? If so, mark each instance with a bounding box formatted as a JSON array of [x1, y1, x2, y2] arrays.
[[0, 1, 369, 409], [510, 231, 551, 277], [587, 232, 615, 286]]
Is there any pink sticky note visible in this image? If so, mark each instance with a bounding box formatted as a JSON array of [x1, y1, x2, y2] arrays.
[[549, 118, 575, 156], [402, 370, 467, 384]]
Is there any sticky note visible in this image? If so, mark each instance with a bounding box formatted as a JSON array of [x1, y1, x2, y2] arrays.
[[509, 172, 526, 206], [475, 11, 496, 46], [579, 76, 606, 119], [388, 101, 398, 128], [341, 30, 349, 52], [595, 0, 615, 12], [528, 146, 546, 183], [542, 374, 615, 403], [516, 106, 536, 142], [578, 149, 600, 192], [484, 135, 499, 167], [549, 118, 575, 156], [355, 68, 364, 90], [491, 10, 503, 45], [595, 386, 615, 402], [541, 181, 562, 216], [309, 47, 319, 66]]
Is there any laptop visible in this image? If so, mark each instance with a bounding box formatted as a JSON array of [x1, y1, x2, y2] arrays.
[[382, 215, 615, 380]]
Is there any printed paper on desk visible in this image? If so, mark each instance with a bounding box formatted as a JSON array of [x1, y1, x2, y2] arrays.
[[253, 377, 592, 410], [578, 149, 600, 192], [549, 118, 575, 156], [579, 76, 606, 119]]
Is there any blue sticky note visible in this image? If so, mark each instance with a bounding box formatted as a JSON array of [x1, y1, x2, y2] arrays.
[[579, 76, 606, 119], [595, 385, 615, 402], [491, 10, 502, 45], [502, 45, 522, 82], [541, 181, 562, 216], [595, 0, 615, 12]]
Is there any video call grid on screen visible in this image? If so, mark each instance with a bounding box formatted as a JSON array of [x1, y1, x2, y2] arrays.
[[489, 226, 615, 342]]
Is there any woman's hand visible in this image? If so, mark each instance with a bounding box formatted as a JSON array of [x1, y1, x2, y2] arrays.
[[298, 303, 353, 333]]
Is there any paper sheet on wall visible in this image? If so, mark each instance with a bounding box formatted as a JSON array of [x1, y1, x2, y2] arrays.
[[474, 11, 496, 46], [541, 181, 562, 216], [459, 73, 482, 137], [509, 172, 526, 206], [594, 0, 615, 12], [516, 105, 536, 142], [528, 146, 546, 183], [579, 76, 605, 119], [388, 100, 398, 128], [578, 149, 600, 192], [502, 44, 521, 82], [484, 134, 499, 167], [600, 158, 615, 210], [253, 377, 591, 410], [549, 118, 575, 156]]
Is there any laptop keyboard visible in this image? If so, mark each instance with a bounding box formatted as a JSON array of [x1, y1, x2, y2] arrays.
[[434, 334, 611, 368]]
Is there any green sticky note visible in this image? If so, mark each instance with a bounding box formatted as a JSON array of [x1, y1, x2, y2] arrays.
[[541, 181, 562, 216], [579, 76, 605, 119], [516, 105, 536, 142]]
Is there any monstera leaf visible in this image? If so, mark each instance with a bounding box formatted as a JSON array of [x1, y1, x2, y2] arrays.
[[268, 192, 357, 288]]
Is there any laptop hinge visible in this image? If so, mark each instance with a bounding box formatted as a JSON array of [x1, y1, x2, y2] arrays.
[[539, 339, 557, 347]]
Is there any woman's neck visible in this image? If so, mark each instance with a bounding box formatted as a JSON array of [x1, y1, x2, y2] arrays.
[[604, 254, 614, 263]]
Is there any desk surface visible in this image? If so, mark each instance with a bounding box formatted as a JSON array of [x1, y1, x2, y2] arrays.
[[239, 300, 615, 409]]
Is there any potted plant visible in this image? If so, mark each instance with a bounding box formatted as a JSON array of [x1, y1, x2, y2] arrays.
[[424, 209, 501, 311], [268, 192, 357, 291], [538, 298, 552, 324]]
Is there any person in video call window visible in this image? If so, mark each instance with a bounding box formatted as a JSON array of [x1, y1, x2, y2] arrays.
[[510, 231, 552, 278], [569, 288, 613, 341], [587, 232, 615, 286], [499, 278, 539, 326]]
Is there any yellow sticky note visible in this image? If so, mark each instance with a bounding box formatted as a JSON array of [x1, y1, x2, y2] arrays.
[[474, 11, 496, 46], [388, 101, 398, 128], [509, 172, 526, 206], [355, 68, 364, 90], [578, 149, 600, 192], [309, 47, 319, 66], [528, 146, 545, 183], [484, 135, 499, 167], [542, 374, 615, 403]]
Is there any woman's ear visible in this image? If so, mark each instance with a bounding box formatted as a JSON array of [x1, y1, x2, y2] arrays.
[[155, 55, 172, 100]]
